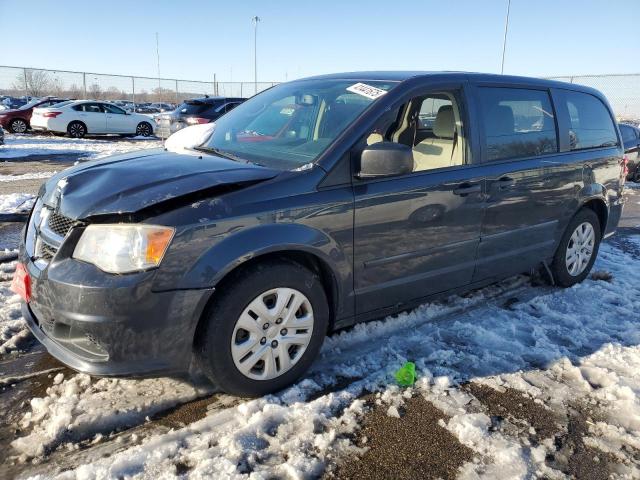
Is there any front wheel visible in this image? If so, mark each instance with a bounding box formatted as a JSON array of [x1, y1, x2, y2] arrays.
[[136, 122, 152, 137], [195, 259, 329, 397], [551, 208, 601, 287]]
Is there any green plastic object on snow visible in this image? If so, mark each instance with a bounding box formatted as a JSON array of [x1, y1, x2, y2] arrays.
[[395, 361, 416, 387]]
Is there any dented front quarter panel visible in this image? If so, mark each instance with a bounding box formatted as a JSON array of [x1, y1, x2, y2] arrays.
[[149, 167, 356, 321]]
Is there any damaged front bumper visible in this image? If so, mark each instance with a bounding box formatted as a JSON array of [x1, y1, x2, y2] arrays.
[[20, 250, 213, 377]]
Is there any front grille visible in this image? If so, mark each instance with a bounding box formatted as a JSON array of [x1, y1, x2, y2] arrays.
[[48, 211, 75, 238], [39, 241, 57, 260]]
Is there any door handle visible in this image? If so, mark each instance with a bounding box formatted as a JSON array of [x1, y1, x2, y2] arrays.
[[453, 183, 482, 196], [495, 176, 516, 190]]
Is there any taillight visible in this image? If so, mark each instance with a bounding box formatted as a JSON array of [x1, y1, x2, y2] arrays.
[[43, 111, 63, 118], [186, 117, 209, 125], [621, 154, 629, 185]]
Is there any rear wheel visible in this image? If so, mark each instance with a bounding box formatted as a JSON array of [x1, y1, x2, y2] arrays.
[[136, 122, 152, 137], [195, 259, 329, 397], [9, 118, 28, 133], [551, 208, 601, 287], [67, 121, 86, 138]]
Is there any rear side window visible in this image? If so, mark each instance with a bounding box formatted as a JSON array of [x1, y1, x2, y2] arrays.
[[557, 91, 618, 150], [620, 125, 637, 143], [478, 87, 558, 162]]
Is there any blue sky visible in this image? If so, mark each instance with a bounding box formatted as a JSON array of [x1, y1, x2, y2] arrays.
[[1, 0, 637, 82]]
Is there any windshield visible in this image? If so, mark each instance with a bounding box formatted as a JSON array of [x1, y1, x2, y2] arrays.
[[201, 79, 397, 169]]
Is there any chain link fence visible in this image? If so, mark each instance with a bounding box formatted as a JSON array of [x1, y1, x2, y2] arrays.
[[545, 74, 640, 123], [2, 66, 638, 122], [0, 66, 278, 106]]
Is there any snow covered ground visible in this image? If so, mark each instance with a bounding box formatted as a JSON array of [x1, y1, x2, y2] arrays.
[[0, 234, 637, 478], [0, 133, 163, 214], [0, 133, 161, 160], [0, 193, 35, 214]]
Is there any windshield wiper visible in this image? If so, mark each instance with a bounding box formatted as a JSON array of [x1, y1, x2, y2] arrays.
[[194, 145, 244, 162], [193, 145, 266, 167]]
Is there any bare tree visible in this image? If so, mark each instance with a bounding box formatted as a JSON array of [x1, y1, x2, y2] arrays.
[[66, 83, 83, 100], [103, 86, 125, 101], [152, 86, 175, 103], [87, 83, 102, 100], [12, 69, 52, 97]]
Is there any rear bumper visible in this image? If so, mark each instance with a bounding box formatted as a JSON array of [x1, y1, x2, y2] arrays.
[[21, 250, 213, 377], [30, 117, 59, 132], [604, 197, 624, 239]]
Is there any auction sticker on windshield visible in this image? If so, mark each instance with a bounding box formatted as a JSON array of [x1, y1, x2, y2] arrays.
[[346, 83, 388, 100]]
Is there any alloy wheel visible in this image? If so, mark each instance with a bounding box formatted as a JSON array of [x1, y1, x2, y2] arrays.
[[565, 222, 595, 276], [136, 123, 151, 136], [230, 287, 314, 381], [11, 119, 27, 133], [69, 123, 85, 138]]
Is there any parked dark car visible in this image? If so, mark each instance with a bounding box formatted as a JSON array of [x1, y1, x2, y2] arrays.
[[15, 72, 625, 397], [0, 125, 4, 145], [0, 97, 68, 133], [619, 123, 640, 181], [156, 96, 246, 138], [1, 95, 30, 111]]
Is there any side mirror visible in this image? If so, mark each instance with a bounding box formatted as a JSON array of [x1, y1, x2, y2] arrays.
[[357, 142, 413, 178]]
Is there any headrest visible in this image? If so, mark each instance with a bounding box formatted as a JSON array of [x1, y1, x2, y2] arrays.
[[488, 105, 515, 136], [433, 105, 455, 139]]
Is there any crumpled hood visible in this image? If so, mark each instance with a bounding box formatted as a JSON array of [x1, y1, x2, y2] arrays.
[[40, 148, 279, 219]]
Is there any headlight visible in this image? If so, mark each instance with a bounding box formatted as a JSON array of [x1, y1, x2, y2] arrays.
[[73, 224, 175, 274]]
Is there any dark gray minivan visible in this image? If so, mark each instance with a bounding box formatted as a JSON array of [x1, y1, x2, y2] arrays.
[[16, 72, 625, 396]]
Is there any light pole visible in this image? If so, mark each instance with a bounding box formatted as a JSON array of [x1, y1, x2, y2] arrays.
[[500, 0, 511, 74], [252, 16, 261, 95], [155, 32, 161, 100]]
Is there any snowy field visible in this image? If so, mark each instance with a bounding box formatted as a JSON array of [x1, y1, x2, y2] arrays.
[[0, 133, 162, 214], [0, 132, 639, 478], [0, 133, 162, 160]]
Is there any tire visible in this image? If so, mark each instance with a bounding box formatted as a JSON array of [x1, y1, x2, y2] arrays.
[[136, 122, 152, 137], [67, 121, 86, 138], [195, 259, 329, 397], [550, 208, 601, 287], [9, 118, 28, 134]]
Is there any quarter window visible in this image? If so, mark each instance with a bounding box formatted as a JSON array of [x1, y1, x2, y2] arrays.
[[478, 87, 557, 162], [557, 90, 618, 150], [619, 124, 637, 144]]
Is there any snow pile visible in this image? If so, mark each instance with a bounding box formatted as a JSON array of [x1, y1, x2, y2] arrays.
[[0, 261, 29, 354], [164, 123, 215, 154], [25, 380, 366, 479], [11, 373, 203, 458], [0, 134, 162, 159], [0, 172, 54, 182], [0, 193, 35, 213]]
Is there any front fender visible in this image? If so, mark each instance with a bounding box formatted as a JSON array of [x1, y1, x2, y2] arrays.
[[159, 223, 353, 320], [186, 223, 348, 286]]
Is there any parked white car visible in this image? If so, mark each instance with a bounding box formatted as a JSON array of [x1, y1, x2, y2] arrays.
[[31, 100, 156, 138]]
